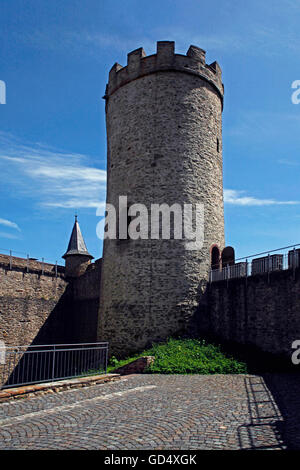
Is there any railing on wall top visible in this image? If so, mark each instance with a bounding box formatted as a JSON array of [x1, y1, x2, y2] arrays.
[[0, 342, 108, 389], [0, 247, 62, 276], [210, 243, 300, 283]]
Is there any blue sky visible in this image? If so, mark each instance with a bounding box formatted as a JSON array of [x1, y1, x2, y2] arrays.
[[0, 0, 300, 264]]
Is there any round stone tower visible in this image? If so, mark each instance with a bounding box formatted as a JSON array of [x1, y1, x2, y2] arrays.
[[98, 41, 225, 356]]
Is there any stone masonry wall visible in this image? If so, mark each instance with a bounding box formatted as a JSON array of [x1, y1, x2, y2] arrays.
[[0, 254, 102, 386], [0, 254, 102, 349], [0, 254, 70, 386], [0, 254, 69, 348], [71, 258, 102, 343], [205, 268, 300, 358]]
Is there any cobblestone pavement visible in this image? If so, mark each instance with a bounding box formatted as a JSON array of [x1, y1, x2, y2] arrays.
[[0, 373, 300, 450]]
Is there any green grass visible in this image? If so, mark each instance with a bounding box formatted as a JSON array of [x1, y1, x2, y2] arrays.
[[108, 338, 248, 375]]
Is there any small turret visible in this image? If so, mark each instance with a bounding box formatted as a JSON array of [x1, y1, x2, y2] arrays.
[[63, 216, 93, 277]]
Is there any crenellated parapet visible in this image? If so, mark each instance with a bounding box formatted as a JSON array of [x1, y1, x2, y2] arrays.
[[104, 41, 224, 106]]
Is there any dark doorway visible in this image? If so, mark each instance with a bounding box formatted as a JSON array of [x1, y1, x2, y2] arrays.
[[222, 246, 235, 268], [211, 246, 220, 270]]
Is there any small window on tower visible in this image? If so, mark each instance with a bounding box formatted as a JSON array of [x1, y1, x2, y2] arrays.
[[217, 138, 220, 153]]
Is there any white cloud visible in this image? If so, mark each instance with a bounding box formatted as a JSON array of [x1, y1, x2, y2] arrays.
[[44, 200, 105, 209], [29, 165, 106, 182], [0, 218, 21, 231], [0, 133, 106, 210], [224, 189, 299, 206]]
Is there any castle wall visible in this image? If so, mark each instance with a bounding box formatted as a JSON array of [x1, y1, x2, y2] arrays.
[[99, 42, 225, 357], [0, 254, 102, 349], [0, 253, 102, 387], [71, 259, 102, 343], [0, 254, 69, 348], [205, 268, 300, 358], [0, 254, 71, 386]]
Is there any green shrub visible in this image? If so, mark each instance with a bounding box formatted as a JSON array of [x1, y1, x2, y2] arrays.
[[109, 338, 248, 375], [108, 355, 120, 368]]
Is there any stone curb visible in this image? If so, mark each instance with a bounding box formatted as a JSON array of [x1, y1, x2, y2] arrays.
[[0, 373, 120, 403]]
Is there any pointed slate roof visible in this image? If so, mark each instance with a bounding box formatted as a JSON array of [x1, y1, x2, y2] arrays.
[[63, 216, 94, 259]]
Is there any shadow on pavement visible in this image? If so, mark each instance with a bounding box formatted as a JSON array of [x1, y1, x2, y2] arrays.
[[238, 373, 300, 450]]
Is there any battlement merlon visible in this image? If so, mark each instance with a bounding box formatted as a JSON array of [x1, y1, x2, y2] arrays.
[[104, 41, 224, 108]]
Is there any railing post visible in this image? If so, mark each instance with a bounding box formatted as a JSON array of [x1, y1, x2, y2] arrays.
[[55, 261, 58, 278], [267, 253, 270, 283], [52, 345, 56, 380], [9, 250, 12, 270], [293, 247, 296, 280], [42, 257, 44, 276], [26, 254, 29, 273]]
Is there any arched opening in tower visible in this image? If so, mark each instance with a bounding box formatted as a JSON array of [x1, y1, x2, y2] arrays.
[[211, 246, 220, 271], [221, 246, 235, 268]]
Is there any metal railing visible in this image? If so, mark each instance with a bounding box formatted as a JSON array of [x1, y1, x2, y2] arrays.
[[0, 247, 62, 276], [210, 244, 300, 283], [0, 342, 108, 389]]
